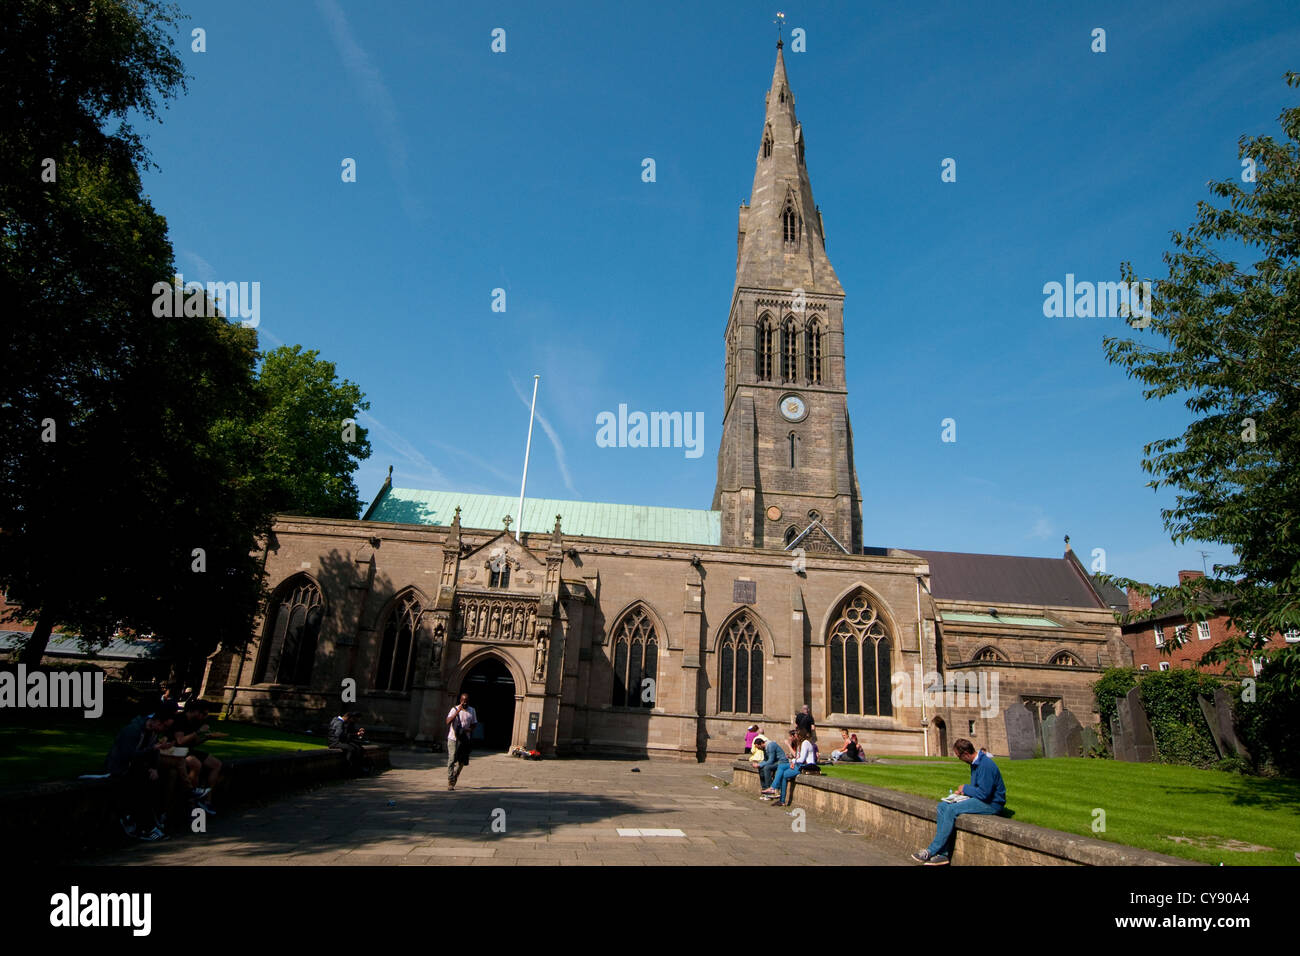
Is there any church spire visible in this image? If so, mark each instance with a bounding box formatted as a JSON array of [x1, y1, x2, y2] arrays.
[[734, 44, 842, 296]]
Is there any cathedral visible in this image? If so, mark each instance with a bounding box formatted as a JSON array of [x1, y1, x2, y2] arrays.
[[202, 44, 1131, 759]]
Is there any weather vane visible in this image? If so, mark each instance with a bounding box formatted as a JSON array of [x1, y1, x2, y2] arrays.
[[775, 11, 785, 45]]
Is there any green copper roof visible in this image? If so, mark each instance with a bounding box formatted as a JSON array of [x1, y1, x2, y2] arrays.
[[942, 612, 1062, 627], [365, 487, 722, 546]]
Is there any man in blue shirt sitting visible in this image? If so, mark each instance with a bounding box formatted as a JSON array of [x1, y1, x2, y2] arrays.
[[756, 734, 788, 797], [912, 738, 1006, 865]]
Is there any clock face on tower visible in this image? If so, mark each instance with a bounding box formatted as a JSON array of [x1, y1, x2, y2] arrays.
[[779, 394, 808, 422]]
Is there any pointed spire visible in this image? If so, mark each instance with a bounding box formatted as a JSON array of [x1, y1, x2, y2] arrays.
[[736, 44, 842, 296]]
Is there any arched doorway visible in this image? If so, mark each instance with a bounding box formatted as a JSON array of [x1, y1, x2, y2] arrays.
[[933, 716, 948, 756], [460, 657, 517, 752]]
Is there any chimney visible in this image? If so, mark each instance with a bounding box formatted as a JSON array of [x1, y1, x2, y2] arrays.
[[1177, 570, 1205, 584], [1127, 587, 1152, 612]]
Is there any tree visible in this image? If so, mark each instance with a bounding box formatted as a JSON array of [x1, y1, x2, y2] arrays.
[[1101, 72, 1300, 688], [0, 1, 269, 670], [248, 345, 372, 520], [1, 3, 374, 679]]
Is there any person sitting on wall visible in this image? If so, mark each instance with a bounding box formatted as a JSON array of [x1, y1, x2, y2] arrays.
[[911, 738, 1006, 866], [769, 729, 816, 806], [756, 733, 789, 796], [173, 698, 228, 815], [744, 724, 762, 753], [328, 710, 371, 776], [106, 702, 178, 841], [749, 734, 767, 770]]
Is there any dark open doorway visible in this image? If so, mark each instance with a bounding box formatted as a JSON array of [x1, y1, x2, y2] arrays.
[[460, 657, 517, 751], [933, 716, 947, 756]]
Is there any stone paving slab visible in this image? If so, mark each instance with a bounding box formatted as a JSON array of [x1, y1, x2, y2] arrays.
[[80, 753, 910, 866]]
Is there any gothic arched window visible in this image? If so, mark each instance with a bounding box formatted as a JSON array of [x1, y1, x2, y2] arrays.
[[805, 318, 822, 384], [375, 591, 422, 692], [788, 431, 798, 469], [975, 646, 1008, 662], [719, 613, 764, 714], [782, 198, 801, 248], [258, 575, 324, 686], [1050, 651, 1082, 667], [762, 124, 773, 159], [827, 590, 892, 716], [611, 604, 658, 709], [784, 526, 799, 546], [757, 313, 774, 382], [781, 316, 798, 382]]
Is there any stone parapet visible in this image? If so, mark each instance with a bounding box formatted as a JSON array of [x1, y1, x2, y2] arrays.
[[730, 761, 1198, 866]]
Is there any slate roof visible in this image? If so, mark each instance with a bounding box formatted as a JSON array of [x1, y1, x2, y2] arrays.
[[0, 632, 166, 660], [364, 487, 722, 547], [905, 549, 1105, 609]]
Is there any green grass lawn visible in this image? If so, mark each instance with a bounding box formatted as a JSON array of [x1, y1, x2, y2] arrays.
[[823, 758, 1300, 866], [0, 718, 327, 787]]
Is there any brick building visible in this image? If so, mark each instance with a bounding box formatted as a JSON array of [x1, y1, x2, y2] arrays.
[[202, 44, 1130, 759], [1121, 570, 1296, 674]]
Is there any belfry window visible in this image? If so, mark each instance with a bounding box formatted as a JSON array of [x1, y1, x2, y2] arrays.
[[762, 125, 773, 159], [788, 431, 798, 469], [780, 316, 797, 382], [757, 313, 774, 382], [827, 590, 892, 716], [718, 613, 764, 714], [805, 318, 822, 384]]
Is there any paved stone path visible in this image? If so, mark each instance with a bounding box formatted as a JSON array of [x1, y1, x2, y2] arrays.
[[87, 752, 910, 866]]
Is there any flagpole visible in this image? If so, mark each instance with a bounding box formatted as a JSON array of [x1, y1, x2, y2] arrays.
[[516, 375, 539, 543]]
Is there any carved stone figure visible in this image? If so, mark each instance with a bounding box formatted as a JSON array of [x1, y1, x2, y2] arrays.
[[534, 628, 549, 681]]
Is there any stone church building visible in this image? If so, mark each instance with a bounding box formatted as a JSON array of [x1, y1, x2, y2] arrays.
[[202, 45, 1131, 759]]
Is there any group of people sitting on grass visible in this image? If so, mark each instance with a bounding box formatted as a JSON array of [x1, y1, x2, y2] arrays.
[[106, 691, 226, 842], [742, 710, 1008, 864]]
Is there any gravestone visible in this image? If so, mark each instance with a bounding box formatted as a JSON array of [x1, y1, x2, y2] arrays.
[[1109, 714, 1134, 762], [1213, 687, 1251, 760], [1197, 695, 1225, 758], [1004, 705, 1037, 760], [1049, 709, 1085, 757], [1040, 713, 1058, 758], [1081, 725, 1101, 756], [1116, 687, 1155, 762]]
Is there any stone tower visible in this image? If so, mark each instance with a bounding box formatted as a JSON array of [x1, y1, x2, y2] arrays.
[[712, 43, 863, 552]]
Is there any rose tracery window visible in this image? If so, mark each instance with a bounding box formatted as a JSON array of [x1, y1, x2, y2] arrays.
[[828, 590, 892, 716]]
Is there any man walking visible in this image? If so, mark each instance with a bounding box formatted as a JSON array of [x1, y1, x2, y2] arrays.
[[445, 692, 478, 791], [912, 738, 1006, 865]]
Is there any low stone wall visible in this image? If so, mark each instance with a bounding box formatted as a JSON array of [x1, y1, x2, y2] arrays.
[[0, 744, 390, 863], [732, 761, 1198, 866]]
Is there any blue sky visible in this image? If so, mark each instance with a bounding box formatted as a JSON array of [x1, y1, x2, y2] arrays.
[[138, 0, 1300, 587]]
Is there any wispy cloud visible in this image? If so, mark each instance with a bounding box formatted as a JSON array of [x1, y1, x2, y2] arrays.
[[1027, 516, 1053, 540], [358, 410, 449, 487], [315, 0, 421, 219], [181, 250, 216, 282], [429, 439, 516, 488], [510, 375, 578, 498]]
